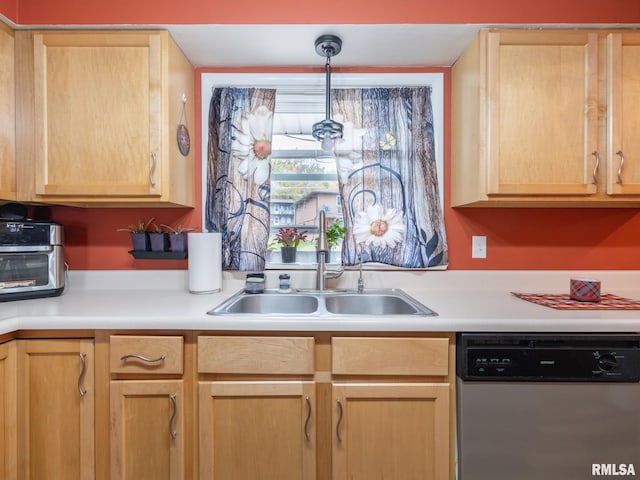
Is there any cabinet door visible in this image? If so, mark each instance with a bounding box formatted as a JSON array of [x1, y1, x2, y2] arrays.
[[332, 383, 449, 480], [0, 23, 15, 201], [486, 30, 599, 196], [32, 32, 162, 198], [17, 339, 94, 479], [110, 380, 184, 480], [0, 341, 16, 480], [607, 32, 640, 195], [199, 381, 316, 480]]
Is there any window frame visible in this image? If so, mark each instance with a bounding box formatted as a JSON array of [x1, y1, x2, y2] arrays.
[[200, 72, 445, 269]]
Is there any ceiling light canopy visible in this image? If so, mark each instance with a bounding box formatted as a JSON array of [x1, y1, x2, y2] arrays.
[[311, 34, 343, 152]]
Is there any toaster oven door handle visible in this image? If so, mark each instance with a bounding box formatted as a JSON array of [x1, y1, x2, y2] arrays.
[[0, 245, 54, 253]]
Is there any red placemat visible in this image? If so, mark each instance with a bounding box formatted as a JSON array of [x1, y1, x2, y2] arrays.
[[512, 292, 640, 310]]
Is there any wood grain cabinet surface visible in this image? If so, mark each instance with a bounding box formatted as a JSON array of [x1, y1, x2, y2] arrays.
[[331, 337, 450, 480], [0, 23, 15, 201], [0, 341, 16, 480], [17, 339, 95, 480], [451, 28, 640, 207], [198, 335, 317, 480], [198, 334, 453, 480], [606, 32, 640, 196], [108, 334, 187, 480], [1, 331, 455, 480], [15, 30, 195, 207]]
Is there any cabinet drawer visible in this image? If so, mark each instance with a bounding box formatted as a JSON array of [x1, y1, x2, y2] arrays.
[[332, 337, 449, 376], [110, 335, 183, 374], [198, 336, 315, 374]]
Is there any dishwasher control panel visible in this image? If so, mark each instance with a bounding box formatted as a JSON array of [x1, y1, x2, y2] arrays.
[[457, 333, 640, 382]]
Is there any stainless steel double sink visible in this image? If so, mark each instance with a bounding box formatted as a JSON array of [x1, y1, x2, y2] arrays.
[[208, 288, 437, 317]]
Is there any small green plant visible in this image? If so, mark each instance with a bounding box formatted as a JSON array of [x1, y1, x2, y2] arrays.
[[161, 224, 195, 234], [326, 220, 345, 249], [275, 227, 308, 248], [149, 222, 165, 234], [117, 217, 155, 233]]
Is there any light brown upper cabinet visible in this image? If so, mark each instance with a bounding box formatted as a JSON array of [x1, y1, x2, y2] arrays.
[[451, 29, 640, 207], [606, 32, 640, 196], [15, 30, 195, 207], [0, 22, 15, 201]]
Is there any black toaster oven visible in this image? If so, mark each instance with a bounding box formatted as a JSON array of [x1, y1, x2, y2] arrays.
[[0, 221, 65, 301]]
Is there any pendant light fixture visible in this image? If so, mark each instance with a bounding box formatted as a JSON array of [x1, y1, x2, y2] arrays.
[[312, 34, 343, 152]]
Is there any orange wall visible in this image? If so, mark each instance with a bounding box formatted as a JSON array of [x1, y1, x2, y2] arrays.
[[9, 0, 640, 24], [0, 0, 15, 21], [5, 0, 640, 271]]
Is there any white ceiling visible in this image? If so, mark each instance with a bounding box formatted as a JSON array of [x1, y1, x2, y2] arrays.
[[164, 24, 485, 68]]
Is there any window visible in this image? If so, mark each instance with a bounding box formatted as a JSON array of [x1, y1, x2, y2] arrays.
[[201, 73, 444, 268], [270, 123, 343, 264]]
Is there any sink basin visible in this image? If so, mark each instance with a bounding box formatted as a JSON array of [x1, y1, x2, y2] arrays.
[[208, 288, 437, 317], [324, 292, 434, 315], [209, 292, 319, 315]]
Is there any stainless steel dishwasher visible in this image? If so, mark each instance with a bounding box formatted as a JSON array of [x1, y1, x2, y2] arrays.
[[456, 333, 640, 479]]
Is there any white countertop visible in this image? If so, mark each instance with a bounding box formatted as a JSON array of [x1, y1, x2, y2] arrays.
[[2, 269, 640, 334]]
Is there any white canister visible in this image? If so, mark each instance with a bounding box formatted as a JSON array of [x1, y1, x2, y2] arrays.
[[187, 232, 222, 293]]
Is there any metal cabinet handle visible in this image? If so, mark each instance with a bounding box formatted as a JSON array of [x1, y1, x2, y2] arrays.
[[591, 151, 599, 185], [336, 398, 344, 443], [120, 354, 166, 363], [304, 396, 312, 442], [616, 150, 625, 184], [169, 394, 177, 439], [78, 353, 87, 397], [150, 152, 157, 187]]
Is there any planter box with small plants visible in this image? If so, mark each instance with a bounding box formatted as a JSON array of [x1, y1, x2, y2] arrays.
[[118, 218, 195, 258]]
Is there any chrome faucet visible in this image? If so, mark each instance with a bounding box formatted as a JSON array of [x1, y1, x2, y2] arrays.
[[316, 210, 343, 290]]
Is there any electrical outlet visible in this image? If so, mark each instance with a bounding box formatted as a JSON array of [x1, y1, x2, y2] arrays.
[[472, 236, 487, 259]]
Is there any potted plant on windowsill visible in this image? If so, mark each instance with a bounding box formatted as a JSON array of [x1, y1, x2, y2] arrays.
[[275, 227, 308, 263], [161, 224, 195, 252], [117, 217, 155, 252], [324, 219, 345, 263]]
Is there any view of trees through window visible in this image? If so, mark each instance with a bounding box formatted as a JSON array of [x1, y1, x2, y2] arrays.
[[268, 129, 343, 265]]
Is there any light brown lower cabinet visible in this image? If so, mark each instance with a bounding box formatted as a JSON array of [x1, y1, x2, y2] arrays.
[[107, 334, 187, 480], [3, 331, 453, 480], [110, 380, 184, 480], [17, 339, 95, 479], [197, 335, 317, 480], [331, 336, 451, 480], [0, 341, 17, 480], [332, 383, 449, 480], [199, 380, 316, 480], [197, 334, 453, 480]]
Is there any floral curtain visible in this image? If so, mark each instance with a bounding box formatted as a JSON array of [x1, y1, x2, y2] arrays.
[[332, 87, 448, 268], [205, 88, 276, 271]]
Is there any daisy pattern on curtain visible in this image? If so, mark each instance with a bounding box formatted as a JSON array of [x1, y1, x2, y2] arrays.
[[205, 88, 276, 271], [333, 87, 448, 268]]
